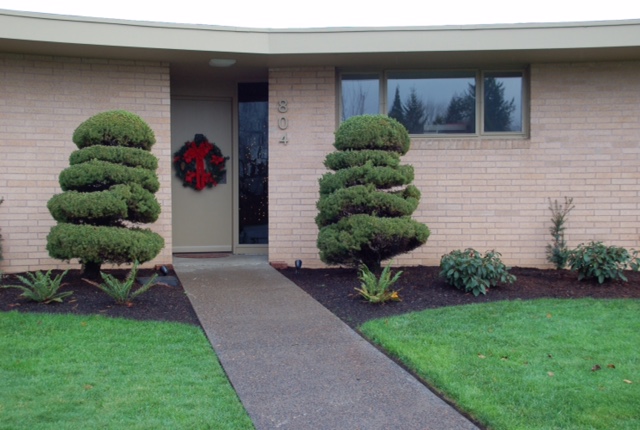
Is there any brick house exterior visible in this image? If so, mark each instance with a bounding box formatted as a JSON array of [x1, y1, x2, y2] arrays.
[[0, 11, 639, 272]]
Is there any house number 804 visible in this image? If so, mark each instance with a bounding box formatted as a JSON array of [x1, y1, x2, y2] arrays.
[[278, 100, 289, 145]]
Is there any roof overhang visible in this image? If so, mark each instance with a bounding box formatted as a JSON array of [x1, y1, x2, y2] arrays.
[[1, 10, 640, 81]]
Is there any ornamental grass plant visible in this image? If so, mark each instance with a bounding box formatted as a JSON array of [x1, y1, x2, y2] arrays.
[[83, 261, 157, 305], [355, 262, 402, 303], [1, 269, 71, 303]]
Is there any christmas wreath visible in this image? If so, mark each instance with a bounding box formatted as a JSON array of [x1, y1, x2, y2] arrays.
[[173, 134, 229, 191]]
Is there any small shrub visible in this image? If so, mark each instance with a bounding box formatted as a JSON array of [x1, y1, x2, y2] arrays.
[[2, 270, 71, 303], [72, 110, 156, 150], [567, 241, 639, 283], [83, 261, 157, 305], [355, 262, 402, 303], [317, 114, 429, 271], [546, 197, 575, 269], [440, 249, 516, 296]]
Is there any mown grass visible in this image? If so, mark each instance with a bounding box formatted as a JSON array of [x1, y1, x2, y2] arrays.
[[0, 312, 254, 430], [360, 298, 639, 430]]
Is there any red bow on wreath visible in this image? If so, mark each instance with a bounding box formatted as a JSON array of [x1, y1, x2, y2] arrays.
[[173, 134, 229, 191]]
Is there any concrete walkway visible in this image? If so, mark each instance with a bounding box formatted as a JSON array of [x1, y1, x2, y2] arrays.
[[174, 255, 478, 430]]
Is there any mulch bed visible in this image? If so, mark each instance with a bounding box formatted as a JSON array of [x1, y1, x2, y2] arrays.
[[0, 267, 201, 326], [1, 265, 638, 330], [278, 266, 640, 329]]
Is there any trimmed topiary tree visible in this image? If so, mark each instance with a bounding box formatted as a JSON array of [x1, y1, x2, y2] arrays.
[[316, 114, 430, 271], [47, 110, 164, 277]]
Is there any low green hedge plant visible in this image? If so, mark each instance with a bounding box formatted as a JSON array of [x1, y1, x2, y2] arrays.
[[355, 262, 402, 303], [567, 241, 639, 283], [440, 249, 516, 296], [2, 270, 71, 303]]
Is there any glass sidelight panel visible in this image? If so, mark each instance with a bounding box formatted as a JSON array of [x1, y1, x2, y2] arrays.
[[238, 83, 269, 244]]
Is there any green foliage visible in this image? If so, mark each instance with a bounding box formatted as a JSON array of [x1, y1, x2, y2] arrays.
[[48, 184, 160, 225], [324, 150, 400, 170], [48, 111, 163, 274], [317, 115, 429, 270], [567, 241, 639, 283], [316, 184, 420, 227], [439, 249, 516, 296], [355, 262, 402, 303], [317, 215, 430, 269], [546, 197, 575, 269], [334, 114, 410, 154], [2, 270, 71, 303], [47, 223, 164, 266], [69, 145, 158, 170], [72, 110, 156, 150], [319, 164, 415, 197], [83, 261, 157, 304], [59, 159, 160, 193]]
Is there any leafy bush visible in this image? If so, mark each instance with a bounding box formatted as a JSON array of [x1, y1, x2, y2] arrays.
[[324, 150, 400, 170], [546, 197, 575, 269], [355, 262, 402, 303], [83, 261, 157, 305], [59, 160, 160, 193], [317, 214, 430, 270], [69, 145, 158, 170], [47, 224, 164, 267], [440, 249, 516, 296], [334, 114, 411, 154], [47, 111, 163, 276], [567, 241, 639, 283], [2, 270, 71, 303], [72, 110, 156, 150], [317, 115, 429, 270], [316, 184, 420, 227]]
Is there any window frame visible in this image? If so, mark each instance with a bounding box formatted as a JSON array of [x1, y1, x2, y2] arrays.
[[338, 67, 529, 138]]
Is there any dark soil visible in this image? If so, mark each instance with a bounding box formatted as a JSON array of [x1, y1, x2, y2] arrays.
[[279, 266, 640, 329], [0, 268, 201, 326], [1, 265, 639, 330]]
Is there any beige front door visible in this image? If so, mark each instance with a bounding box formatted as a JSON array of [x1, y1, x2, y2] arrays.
[[171, 98, 233, 253]]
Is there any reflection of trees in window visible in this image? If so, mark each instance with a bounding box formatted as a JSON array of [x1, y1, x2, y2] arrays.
[[437, 83, 476, 133], [341, 84, 368, 121], [484, 77, 516, 132], [402, 88, 427, 134], [388, 86, 444, 134], [437, 78, 517, 133], [388, 86, 404, 124]]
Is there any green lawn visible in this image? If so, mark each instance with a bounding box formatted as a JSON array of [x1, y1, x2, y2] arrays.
[[0, 312, 254, 430], [360, 298, 639, 430]]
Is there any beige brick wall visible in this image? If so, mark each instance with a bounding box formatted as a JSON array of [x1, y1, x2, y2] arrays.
[[268, 62, 640, 268], [0, 53, 172, 274], [268, 67, 336, 268]]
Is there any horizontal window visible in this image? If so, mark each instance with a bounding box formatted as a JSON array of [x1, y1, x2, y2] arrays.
[[340, 69, 526, 137]]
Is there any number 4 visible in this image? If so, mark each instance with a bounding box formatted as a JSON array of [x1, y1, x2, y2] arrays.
[[279, 134, 289, 145]]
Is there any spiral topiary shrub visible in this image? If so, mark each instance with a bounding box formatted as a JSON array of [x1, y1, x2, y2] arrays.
[[47, 111, 164, 276], [316, 115, 430, 270]]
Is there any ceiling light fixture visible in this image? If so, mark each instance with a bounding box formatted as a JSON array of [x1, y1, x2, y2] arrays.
[[209, 58, 236, 67]]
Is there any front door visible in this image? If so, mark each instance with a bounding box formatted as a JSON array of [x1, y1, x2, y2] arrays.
[[171, 98, 233, 253]]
